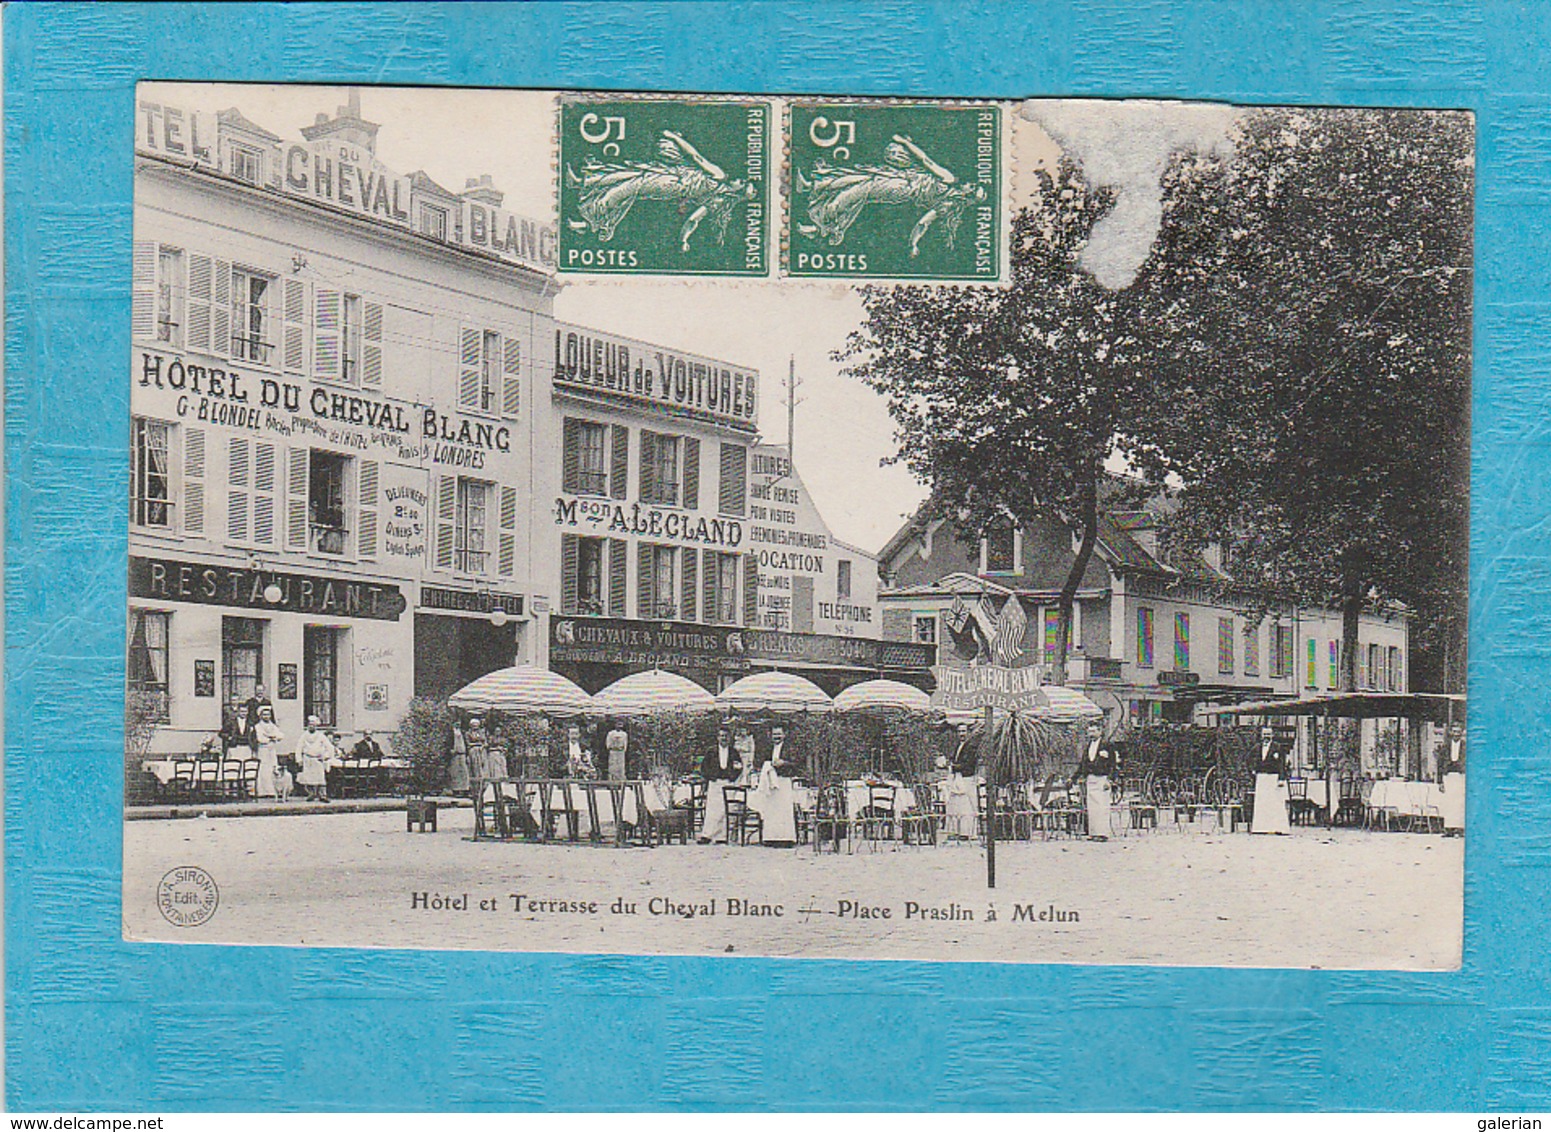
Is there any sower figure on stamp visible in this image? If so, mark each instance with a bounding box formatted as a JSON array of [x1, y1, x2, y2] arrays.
[[697, 725, 744, 844]]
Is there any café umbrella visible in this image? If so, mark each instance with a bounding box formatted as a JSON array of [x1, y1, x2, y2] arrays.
[[447, 664, 593, 717], [714, 670, 833, 715], [832, 678, 933, 715], [591, 668, 716, 716]]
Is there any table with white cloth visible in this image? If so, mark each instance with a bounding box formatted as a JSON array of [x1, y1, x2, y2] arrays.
[[1367, 778, 1445, 824], [141, 759, 186, 786], [475, 779, 676, 842]]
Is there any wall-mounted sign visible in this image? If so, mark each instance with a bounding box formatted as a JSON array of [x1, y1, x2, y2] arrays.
[[1158, 670, 1201, 687], [553, 323, 758, 429], [420, 587, 524, 618], [277, 664, 299, 701], [130, 556, 408, 621], [193, 660, 216, 698], [930, 665, 1047, 712], [550, 616, 748, 674], [745, 631, 933, 672], [553, 496, 744, 549], [364, 684, 390, 711]]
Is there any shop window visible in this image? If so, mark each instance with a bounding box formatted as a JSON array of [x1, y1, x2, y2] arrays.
[[304, 626, 340, 729], [982, 523, 1019, 574], [230, 267, 274, 364], [420, 203, 448, 241], [577, 537, 605, 616], [455, 477, 492, 574], [705, 551, 740, 625], [1173, 612, 1190, 670], [230, 142, 264, 184], [641, 431, 681, 506], [222, 616, 265, 706], [913, 614, 938, 645], [1137, 607, 1155, 668], [309, 450, 351, 556], [127, 609, 171, 721], [563, 419, 611, 496], [837, 559, 853, 601], [719, 443, 747, 517], [1244, 623, 1260, 677], [1218, 617, 1235, 675], [131, 417, 173, 528], [156, 247, 184, 346]]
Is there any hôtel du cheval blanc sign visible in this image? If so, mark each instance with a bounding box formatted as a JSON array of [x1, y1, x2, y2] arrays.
[[931, 664, 1048, 712]]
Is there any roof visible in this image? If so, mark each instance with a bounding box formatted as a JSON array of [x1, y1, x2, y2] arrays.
[[1227, 692, 1465, 724], [216, 107, 282, 143], [408, 169, 459, 199]]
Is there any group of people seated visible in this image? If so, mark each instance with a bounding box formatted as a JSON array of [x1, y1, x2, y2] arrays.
[[213, 684, 385, 803]]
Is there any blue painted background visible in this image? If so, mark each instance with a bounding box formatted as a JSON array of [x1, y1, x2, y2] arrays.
[[5, 0, 1545, 1111]]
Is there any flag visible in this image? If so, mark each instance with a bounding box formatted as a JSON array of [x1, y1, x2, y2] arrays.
[[968, 599, 1000, 660], [992, 596, 1028, 667], [945, 594, 970, 635]]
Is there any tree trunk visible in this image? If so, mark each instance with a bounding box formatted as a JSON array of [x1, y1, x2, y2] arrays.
[[1338, 549, 1366, 773], [1055, 464, 1100, 685]]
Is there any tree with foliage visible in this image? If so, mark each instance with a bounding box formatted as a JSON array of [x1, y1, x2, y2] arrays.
[[839, 160, 1158, 681], [1135, 108, 1472, 692]]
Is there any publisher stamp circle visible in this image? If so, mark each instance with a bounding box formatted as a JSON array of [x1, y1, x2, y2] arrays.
[[157, 865, 219, 928]]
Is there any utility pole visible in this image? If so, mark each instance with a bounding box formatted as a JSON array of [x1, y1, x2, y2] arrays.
[[786, 355, 801, 465]]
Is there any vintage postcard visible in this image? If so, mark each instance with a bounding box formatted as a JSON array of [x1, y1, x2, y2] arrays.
[[123, 84, 1470, 968]]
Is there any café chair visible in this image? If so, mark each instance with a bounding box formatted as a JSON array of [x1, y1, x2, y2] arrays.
[[722, 785, 761, 846], [195, 758, 221, 802], [900, 782, 938, 847], [219, 758, 245, 801], [812, 783, 850, 854], [167, 758, 198, 803], [860, 784, 897, 849], [241, 757, 260, 800]]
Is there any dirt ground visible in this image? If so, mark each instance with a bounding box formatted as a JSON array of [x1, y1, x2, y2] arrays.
[[123, 808, 1462, 969]]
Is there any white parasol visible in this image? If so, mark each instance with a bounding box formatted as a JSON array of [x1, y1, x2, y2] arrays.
[[714, 670, 833, 715], [591, 669, 716, 716], [832, 678, 933, 714], [447, 664, 593, 717]]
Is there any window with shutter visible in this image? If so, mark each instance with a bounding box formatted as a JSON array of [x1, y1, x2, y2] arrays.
[[743, 552, 759, 626], [282, 278, 308, 375], [639, 430, 658, 503], [252, 441, 278, 547], [434, 474, 456, 570], [610, 424, 628, 499], [211, 259, 233, 360], [562, 419, 581, 493], [681, 549, 698, 623], [314, 290, 342, 382], [608, 539, 627, 616], [497, 485, 518, 576], [636, 543, 652, 619], [458, 327, 482, 410], [361, 301, 383, 387], [719, 443, 747, 516], [132, 242, 157, 342], [286, 447, 309, 551], [228, 436, 251, 544], [577, 538, 605, 614], [702, 550, 717, 627], [130, 417, 172, 529], [357, 459, 380, 559], [682, 437, 700, 510], [500, 335, 521, 417], [792, 576, 814, 634], [183, 427, 206, 535], [561, 534, 580, 614], [187, 253, 213, 353], [156, 247, 186, 348]]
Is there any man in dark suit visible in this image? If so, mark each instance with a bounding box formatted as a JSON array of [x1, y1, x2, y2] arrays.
[[243, 683, 274, 734], [696, 726, 744, 844]]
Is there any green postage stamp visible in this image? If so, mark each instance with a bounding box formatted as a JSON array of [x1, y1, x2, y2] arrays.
[[558, 97, 772, 277], [785, 101, 1004, 281]]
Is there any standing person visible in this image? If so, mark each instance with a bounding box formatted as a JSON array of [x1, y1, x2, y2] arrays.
[[222, 695, 252, 759], [696, 725, 743, 844], [467, 716, 497, 781], [295, 715, 335, 803], [944, 724, 979, 841], [242, 683, 274, 736], [250, 704, 284, 800], [566, 724, 597, 779], [606, 720, 630, 782], [1074, 728, 1114, 842], [447, 721, 471, 795], [1440, 722, 1466, 837], [1250, 726, 1292, 835], [756, 725, 798, 847]]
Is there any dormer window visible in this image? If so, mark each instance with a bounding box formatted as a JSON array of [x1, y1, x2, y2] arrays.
[[230, 142, 264, 185], [981, 523, 1021, 574]]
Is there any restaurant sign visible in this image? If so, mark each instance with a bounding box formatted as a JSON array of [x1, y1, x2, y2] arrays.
[[549, 616, 749, 674], [931, 664, 1047, 712], [130, 555, 407, 621], [554, 323, 758, 429]]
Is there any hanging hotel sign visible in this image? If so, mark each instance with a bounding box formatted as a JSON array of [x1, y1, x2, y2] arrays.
[[553, 323, 759, 429], [931, 664, 1047, 712], [136, 99, 556, 274], [130, 556, 407, 621]]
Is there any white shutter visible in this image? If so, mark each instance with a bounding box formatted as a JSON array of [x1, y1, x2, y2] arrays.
[[132, 242, 157, 341], [187, 253, 213, 353], [498, 484, 518, 576], [458, 327, 481, 410], [283, 278, 309, 375], [357, 459, 380, 559], [183, 427, 206, 536], [434, 474, 457, 570], [252, 441, 277, 547], [361, 301, 383, 387], [314, 289, 341, 381], [227, 436, 251, 544], [501, 334, 521, 418], [211, 259, 232, 359], [286, 447, 309, 551]]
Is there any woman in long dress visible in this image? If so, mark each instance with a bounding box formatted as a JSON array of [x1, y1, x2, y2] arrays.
[[696, 726, 743, 844], [447, 722, 471, 795], [1250, 727, 1292, 835], [1440, 723, 1466, 836], [756, 725, 798, 847], [295, 715, 335, 803], [944, 726, 979, 841], [250, 705, 284, 800], [1076, 730, 1114, 842]]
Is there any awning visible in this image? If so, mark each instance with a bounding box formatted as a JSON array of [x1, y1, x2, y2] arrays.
[[1226, 692, 1465, 724]]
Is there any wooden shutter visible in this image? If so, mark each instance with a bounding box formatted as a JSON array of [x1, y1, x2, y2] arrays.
[[252, 441, 278, 547], [500, 334, 521, 418], [608, 538, 627, 616], [637, 544, 653, 619], [314, 289, 341, 381], [187, 252, 213, 353], [498, 485, 518, 576], [458, 327, 482, 410], [211, 259, 231, 359], [683, 437, 700, 510], [562, 418, 581, 493], [792, 575, 815, 634], [361, 300, 384, 387], [702, 550, 717, 625], [720, 443, 747, 516], [182, 426, 206, 536], [283, 278, 309, 375], [132, 241, 157, 341], [227, 436, 251, 544], [357, 459, 380, 559], [743, 552, 759, 627], [561, 534, 580, 614], [638, 430, 656, 502], [286, 447, 309, 551], [433, 474, 456, 570], [610, 425, 629, 499], [681, 548, 698, 623]]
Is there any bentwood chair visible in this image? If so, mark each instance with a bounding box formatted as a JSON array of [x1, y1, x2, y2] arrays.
[[167, 758, 199, 803], [195, 758, 221, 802], [722, 785, 761, 846], [812, 783, 849, 854], [900, 783, 938, 847]]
